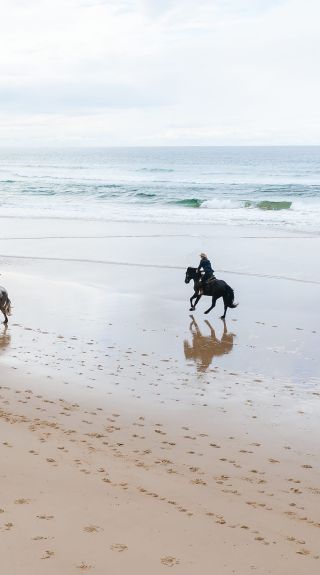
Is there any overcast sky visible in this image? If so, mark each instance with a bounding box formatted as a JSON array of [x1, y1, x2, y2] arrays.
[[0, 0, 319, 146]]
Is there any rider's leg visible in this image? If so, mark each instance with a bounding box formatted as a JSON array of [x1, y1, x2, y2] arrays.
[[200, 272, 210, 295], [198, 273, 205, 295]]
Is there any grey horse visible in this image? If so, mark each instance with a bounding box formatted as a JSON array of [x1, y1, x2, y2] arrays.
[[0, 286, 11, 324]]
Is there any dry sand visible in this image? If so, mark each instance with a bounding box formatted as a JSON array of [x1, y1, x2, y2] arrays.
[[0, 217, 319, 573]]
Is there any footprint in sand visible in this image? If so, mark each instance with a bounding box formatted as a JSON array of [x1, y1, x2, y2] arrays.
[[215, 517, 226, 525], [110, 543, 128, 552], [4, 523, 13, 530], [76, 563, 93, 570], [296, 549, 311, 556], [191, 478, 207, 486], [83, 525, 103, 533], [41, 550, 54, 560], [160, 556, 180, 567], [14, 498, 31, 504]]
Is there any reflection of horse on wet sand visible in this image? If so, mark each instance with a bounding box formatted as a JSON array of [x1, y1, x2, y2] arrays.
[[184, 315, 235, 372], [0, 325, 11, 354]]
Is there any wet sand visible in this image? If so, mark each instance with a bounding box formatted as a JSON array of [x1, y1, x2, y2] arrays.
[[0, 217, 319, 573]]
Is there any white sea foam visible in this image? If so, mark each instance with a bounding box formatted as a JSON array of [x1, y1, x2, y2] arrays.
[[200, 198, 239, 209]]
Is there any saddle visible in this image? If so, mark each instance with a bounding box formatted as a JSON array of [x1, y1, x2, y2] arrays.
[[199, 273, 216, 294], [206, 274, 216, 285]]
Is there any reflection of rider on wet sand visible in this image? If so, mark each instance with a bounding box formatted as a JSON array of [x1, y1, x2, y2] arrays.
[[184, 315, 235, 372]]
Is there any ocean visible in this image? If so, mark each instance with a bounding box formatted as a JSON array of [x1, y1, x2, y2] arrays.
[[0, 146, 319, 233]]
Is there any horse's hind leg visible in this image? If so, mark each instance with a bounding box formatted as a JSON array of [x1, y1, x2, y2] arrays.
[[204, 297, 216, 315], [221, 296, 228, 319]]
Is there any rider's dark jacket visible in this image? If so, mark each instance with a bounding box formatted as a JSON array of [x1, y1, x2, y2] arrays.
[[197, 257, 214, 278]]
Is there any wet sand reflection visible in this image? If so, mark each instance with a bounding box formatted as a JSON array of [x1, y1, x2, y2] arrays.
[[0, 325, 11, 354], [184, 315, 235, 372]]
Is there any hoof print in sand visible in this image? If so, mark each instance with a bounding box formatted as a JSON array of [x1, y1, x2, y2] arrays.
[[83, 525, 103, 533], [110, 543, 128, 552], [161, 556, 180, 567], [41, 550, 54, 560], [4, 523, 13, 530]]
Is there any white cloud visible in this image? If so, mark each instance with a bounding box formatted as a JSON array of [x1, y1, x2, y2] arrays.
[[0, 0, 319, 145]]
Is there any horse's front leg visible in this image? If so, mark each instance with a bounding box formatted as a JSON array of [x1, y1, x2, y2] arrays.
[[204, 297, 216, 315], [189, 293, 197, 311], [189, 293, 196, 311], [190, 293, 201, 311], [193, 295, 201, 310]]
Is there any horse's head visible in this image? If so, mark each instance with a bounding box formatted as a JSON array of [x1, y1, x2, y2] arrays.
[[185, 267, 198, 284]]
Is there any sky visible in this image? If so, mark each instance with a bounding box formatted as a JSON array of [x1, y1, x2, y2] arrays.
[[0, 0, 319, 146]]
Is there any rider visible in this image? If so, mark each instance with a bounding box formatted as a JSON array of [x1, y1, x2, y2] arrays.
[[197, 252, 214, 294]]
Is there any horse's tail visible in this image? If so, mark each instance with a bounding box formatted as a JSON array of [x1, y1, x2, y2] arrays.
[[225, 285, 238, 309], [2, 294, 12, 316]]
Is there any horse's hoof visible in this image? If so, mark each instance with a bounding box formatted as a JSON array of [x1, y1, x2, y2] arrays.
[[189, 307, 195, 311], [220, 316, 225, 320], [204, 310, 209, 315]]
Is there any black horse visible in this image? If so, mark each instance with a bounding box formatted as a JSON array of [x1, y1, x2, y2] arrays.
[[185, 267, 238, 318]]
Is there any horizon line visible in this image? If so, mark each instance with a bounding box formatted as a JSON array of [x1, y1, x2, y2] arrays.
[[1, 144, 320, 149]]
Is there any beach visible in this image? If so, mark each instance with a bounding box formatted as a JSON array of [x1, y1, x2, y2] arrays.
[[1, 0, 320, 560], [0, 214, 319, 574]]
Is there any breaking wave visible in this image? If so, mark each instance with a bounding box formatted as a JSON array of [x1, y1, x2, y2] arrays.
[[244, 200, 292, 211], [170, 198, 203, 208]]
